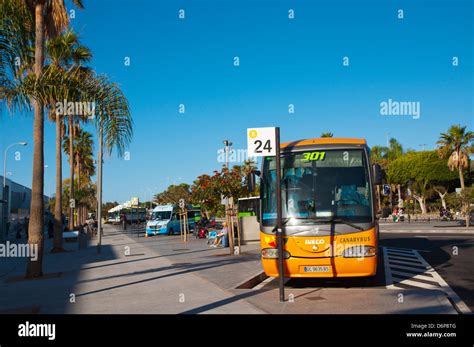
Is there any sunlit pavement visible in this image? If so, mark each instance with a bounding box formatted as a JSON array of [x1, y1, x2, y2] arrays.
[[0, 222, 472, 314]]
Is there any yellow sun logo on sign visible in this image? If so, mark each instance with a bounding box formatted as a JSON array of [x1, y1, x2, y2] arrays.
[[249, 129, 257, 139]]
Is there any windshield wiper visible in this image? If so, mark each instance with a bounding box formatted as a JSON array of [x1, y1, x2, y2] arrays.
[[317, 217, 365, 231]]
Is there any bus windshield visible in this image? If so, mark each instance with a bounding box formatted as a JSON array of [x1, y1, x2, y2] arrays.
[[152, 211, 172, 220], [261, 149, 373, 226]]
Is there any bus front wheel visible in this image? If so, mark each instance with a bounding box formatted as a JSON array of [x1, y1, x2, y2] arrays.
[[168, 228, 173, 236]]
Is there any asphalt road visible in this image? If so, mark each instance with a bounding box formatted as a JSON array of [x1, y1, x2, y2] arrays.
[[380, 231, 474, 311], [285, 221, 474, 312]]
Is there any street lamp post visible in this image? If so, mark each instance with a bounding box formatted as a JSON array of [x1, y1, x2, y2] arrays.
[[97, 123, 103, 254], [2, 142, 28, 241], [223, 140, 232, 169]]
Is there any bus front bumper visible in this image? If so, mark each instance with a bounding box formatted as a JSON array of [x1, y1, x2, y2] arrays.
[[261, 255, 377, 278]]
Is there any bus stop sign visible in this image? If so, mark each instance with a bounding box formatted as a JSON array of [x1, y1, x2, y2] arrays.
[[247, 127, 276, 157]]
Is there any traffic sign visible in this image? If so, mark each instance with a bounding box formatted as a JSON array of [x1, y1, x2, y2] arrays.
[[247, 127, 276, 157], [382, 184, 391, 196]]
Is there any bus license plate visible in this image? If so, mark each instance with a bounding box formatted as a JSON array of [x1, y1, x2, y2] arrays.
[[304, 266, 330, 273]]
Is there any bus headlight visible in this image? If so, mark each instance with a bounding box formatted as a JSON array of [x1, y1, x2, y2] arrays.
[[262, 248, 291, 259], [342, 246, 376, 258]]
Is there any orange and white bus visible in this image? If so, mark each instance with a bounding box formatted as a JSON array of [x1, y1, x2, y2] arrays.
[[258, 138, 381, 278]]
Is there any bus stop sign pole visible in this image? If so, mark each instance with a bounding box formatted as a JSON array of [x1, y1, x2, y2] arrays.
[[275, 127, 285, 302], [246, 126, 284, 302]]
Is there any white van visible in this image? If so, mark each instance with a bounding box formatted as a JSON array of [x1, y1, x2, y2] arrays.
[[146, 204, 201, 236]]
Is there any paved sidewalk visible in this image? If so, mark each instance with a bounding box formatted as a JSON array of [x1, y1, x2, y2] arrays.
[[0, 225, 263, 314], [0, 224, 461, 314]]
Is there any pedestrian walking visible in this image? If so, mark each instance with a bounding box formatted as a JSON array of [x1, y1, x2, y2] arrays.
[[24, 216, 29, 239], [47, 219, 54, 238], [121, 213, 127, 231], [15, 222, 22, 240]]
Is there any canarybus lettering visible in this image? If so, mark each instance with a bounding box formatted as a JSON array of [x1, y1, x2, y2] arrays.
[[339, 236, 371, 243]]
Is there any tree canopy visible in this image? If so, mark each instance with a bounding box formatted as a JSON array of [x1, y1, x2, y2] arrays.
[[387, 151, 459, 189]]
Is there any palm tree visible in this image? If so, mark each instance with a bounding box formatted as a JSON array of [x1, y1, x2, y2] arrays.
[[437, 125, 474, 227], [63, 128, 95, 225], [386, 138, 404, 161], [2, 0, 132, 275], [320, 132, 333, 138], [46, 29, 91, 251], [437, 125, 474, 190], [370, 145, 388, 167], [370, 138, 405, 206], [1, 0, 84, 277]]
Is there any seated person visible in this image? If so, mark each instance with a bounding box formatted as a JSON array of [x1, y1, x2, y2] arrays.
[[336, 185, 370, 217], [211, 222, 228, 248]]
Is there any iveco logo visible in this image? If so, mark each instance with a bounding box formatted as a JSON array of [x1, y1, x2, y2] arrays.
[[305, 239, 324, 245]]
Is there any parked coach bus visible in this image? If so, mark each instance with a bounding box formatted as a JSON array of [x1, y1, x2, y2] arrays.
[[251, 138, 382, 278]]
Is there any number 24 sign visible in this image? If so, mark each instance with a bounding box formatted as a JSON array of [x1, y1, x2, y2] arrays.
[[247, 127, 276, 157]]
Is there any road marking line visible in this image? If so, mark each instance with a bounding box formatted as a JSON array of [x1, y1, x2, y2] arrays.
[[388, 255, 424, 264], [386, 251, 418, 259], [388, 263, 434, 273], [388, 260, 428, 269], [391, 277, 440, 289], [384, 247, 471, 314], [411, 249, 471, 314], [390, 271, 439, 284], [386, 248, 416, 255], [382, 247, 399, 289], [384, 246, 419, 253], [252, 276, 275, 290]]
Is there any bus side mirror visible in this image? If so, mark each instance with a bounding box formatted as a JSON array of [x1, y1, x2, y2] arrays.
[[373, 163, 383, 185], [247, 172, 256, 192], [246, 170, 260, 192]]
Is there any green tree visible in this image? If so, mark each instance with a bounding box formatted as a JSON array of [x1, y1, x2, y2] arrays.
[[191, 174, 222, 217], [320, 132, 333, 138], [154, 184, 192, 205], [370, 138, 405, 209], [387, 151, 458, 214]]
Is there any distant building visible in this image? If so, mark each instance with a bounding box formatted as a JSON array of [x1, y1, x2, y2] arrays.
[[0, 176, 49, 238]]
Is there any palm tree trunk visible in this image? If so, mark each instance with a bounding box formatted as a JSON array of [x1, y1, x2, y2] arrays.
[[397, 185, 403, 208], [68, 115, 74, 230], [52, 114, 64, 252], [458, 164, 465, 190], [76, 154, 81, 224], [375, 185, 381, 213], [457, 153, 468, 227], [26, 1, 45, 278]]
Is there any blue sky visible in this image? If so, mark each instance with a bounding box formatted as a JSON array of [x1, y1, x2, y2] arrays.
[[1, 0, 473, 203]]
